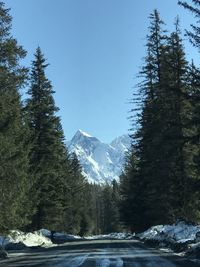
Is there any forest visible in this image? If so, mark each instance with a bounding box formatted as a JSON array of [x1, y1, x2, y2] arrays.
[[0, 1, 120, 236], [1, 0, 200, 237]]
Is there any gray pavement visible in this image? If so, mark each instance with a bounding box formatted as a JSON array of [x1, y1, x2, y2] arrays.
[[0, 239, 198, 267]]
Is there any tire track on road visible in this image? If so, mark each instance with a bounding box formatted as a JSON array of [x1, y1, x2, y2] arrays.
[[55, 253, 89, 267], [94, 242, 124, 267]]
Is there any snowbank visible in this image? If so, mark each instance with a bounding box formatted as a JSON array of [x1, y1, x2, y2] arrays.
[[0, 230, 53, 249], [137, 221, 200, 244], [39, 229, 134, 241], [137, 220, 200, 259], [105, 232, 134, 240], [85, 232, 134, 240], [10, 230, 53, 247]]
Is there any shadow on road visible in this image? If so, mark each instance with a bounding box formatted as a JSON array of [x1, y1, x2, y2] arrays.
[[0, 239, 198, 267]]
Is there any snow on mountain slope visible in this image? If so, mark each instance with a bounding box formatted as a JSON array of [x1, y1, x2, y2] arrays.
[[68, 130, 131, 184]]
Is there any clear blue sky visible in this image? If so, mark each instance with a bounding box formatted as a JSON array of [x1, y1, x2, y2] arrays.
[[4, 0, 198, 142]]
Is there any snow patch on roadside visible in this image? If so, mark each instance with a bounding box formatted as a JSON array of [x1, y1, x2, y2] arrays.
[[137, 220, 200, 260], [85, 232, 134, 240], [137, 221, 200, 243], [0, 230, 53, 248], [9, 230, 53, 247]]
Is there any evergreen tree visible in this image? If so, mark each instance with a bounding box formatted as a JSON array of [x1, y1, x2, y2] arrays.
[[78, 182, 94, 236], [91, 181, 121, 234], [178, 0, 200, 51], [187, 62, 200, 218], [87, 182, 121, 235], [89, 184, 103, 234], [0, 2, 30, 232], [133, 9, 171, 228], [161, 20, 197, 221], [110, 180, 121, 232], [119, 149, 144, 232], [179, 0, 200, 222], [63, 153, 90, 235], [120, 11, 197, 231], [26, 47, 68, 231]]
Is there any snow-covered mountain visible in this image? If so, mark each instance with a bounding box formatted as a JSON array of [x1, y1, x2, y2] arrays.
[[67, 130, 131, 184]]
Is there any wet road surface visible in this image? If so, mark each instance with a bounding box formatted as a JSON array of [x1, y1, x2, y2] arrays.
[[0, 239, 198, 267]]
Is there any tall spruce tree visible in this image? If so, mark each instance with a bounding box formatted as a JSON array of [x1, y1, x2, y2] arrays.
[[120, 10, 168, 231], [179, 0, 200, 223], [0, 2, 31, 232], [161, 20, 197, 221], [120, 11, 197, 231], [26, 47, 69, 231], [144, 16, 195, 225], [134, 10, 170, 228]]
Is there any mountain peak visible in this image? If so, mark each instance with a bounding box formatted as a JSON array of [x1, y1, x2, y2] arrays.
[[70, 130, 100, 151], [68, 131, 131, 184], [77, 129, 92, 138], [71, 129, 92, 143]]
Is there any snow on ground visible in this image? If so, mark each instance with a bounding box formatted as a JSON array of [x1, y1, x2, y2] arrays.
[[9, 230, 53, 247], [84, 232, 134, 240], [0, 230, 53, 249], [3, 221, 200, 259], [39, 230, 135, 242], [38, 229, 82, 241], [0, 229, 135, 252], [39, 229, 136, 243], [137, 220, 200, 243], [137, 220, 200, 259]]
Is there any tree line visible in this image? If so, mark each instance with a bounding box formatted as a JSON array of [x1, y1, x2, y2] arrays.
[[3, 0, 200, 237], [0, 1, 121, 236], [120, 2, 200, 232]]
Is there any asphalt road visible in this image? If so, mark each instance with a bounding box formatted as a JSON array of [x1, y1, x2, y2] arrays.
[[0, 239, 198, 267]]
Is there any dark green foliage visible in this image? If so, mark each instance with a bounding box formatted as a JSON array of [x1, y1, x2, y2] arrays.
[[0, 2, 31, 233], [120, 10, 200, 231], [119, 149, 145, 232], [187, 62, 200, 217], [26, 57, 91, 233], [100, 183, 118, 233], [178, 0, 200, 50], [89, 181, 121, 234], [0, 1, 121, 235], [135, 10, 171, 228], [26, 47, 71, 231], [89, 184, 103, 234], [63, 153, 90, 235], [133, 10, 177, 228], [179, 0, 200, 224], [4, 0, 200, 236], [110, 180, 121, 232], [162, 21, 198, 221]]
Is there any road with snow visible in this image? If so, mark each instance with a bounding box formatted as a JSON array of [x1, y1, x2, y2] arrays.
[[0, 239, 197, 267]]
